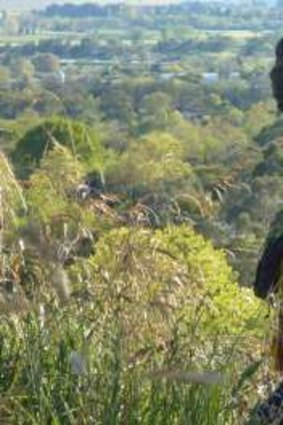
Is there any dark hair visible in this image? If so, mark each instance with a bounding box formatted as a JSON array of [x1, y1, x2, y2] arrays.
[[254, 236, 283, 299], [276, 38, 283, 63], [270, 39, 283, 112]]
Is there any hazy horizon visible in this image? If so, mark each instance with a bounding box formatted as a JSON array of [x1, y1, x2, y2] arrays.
[[0, 0, 276, 11], [0, 0, 185, 12], [0, 0, 275, 13]]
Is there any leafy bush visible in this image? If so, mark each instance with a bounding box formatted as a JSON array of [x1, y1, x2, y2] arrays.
[[90, 225, 266, 365], [12, 117, 104, 178]]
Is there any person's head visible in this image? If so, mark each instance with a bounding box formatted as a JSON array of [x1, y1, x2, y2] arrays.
[[270, 38, 283, 112], [276, 38, 283, 64]]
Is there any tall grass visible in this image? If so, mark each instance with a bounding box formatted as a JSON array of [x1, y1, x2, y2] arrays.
[[0, 149, 268, 424], [0, 305, 265, 425]]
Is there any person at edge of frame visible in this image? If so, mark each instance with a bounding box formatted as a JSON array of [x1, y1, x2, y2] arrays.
[[246, 38, 283, 425]]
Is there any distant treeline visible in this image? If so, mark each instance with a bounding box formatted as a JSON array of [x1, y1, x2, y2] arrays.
[[43, 3, 123, 18], [0, 38, 124, 60], [42, 2, 240, 19]]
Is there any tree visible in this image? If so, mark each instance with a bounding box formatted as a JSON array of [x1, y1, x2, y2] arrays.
[[107, 132, 191, 197], [244, 102, 274, 137], [10, 58, 35, 88], [32, 54, 60, 74], [138, 92, 174, 133], [1, 12, 19, 35], [0, 66, 10, 86], [12, 117, 104, 179], [91, 225, 265, 356]]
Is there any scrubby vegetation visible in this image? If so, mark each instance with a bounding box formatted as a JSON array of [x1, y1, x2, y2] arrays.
[[0, 1, 282, 423], [0, 146, 268, 424]]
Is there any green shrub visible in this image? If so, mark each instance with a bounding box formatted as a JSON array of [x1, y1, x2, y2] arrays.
[[12, 117, 104, 179]]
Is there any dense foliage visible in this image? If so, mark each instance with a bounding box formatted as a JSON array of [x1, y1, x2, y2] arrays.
[[0, 1, 281, 423], [0, 148, 267, 424]]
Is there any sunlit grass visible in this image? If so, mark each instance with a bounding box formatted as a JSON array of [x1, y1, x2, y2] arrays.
[[0, 304, 267, 425]]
